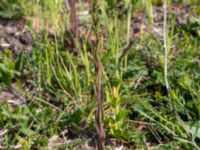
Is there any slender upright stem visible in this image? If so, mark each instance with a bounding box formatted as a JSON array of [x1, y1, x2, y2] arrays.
[[68, 0, 80, 38], [93, 46, 104, 150], [66, 0, 80, 55], [163, 0, 170, 93], [90, 0, 104, 149]]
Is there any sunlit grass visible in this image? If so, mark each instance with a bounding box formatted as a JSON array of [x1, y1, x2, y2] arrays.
[[0, 0, 200, 149]]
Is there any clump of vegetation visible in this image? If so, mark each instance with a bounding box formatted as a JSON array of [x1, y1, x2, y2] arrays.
[[0, 50, 19, 87], [0, 0, 200, 149]]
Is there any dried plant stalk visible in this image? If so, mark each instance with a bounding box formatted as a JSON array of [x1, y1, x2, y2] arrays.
[[89, 0, 105, 149], [68, 0, 80, 38], [163, 0, 170, 93], [65, 0, 80, 56], [93, 45, 104, 150], [89, 40, 104, 150]]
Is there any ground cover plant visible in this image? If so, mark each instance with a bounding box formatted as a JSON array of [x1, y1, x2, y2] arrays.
[[0, 0, 200, 149]]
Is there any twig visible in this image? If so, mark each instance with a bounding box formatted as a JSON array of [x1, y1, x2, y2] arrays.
[[143, 138, 150, 150], [0, 129, 8, 137]]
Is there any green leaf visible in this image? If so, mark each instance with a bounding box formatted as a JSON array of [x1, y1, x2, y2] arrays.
[[181, 120, 200, 138], [116, 109, 128, 121], [107, 0, 116, 8], [0, 10, 21, 19], [20, 128, 36, 137], [189, 16, 200, 25]]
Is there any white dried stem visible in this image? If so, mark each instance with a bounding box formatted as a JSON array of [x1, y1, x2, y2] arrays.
[[163, 0, 170, 92]]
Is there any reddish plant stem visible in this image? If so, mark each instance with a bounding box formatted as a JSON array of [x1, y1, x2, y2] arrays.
[[89, 1, 105, 148], [66, 0, 80, 56], [68, 0, 80, 38], [92, 42, 104, 150]]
